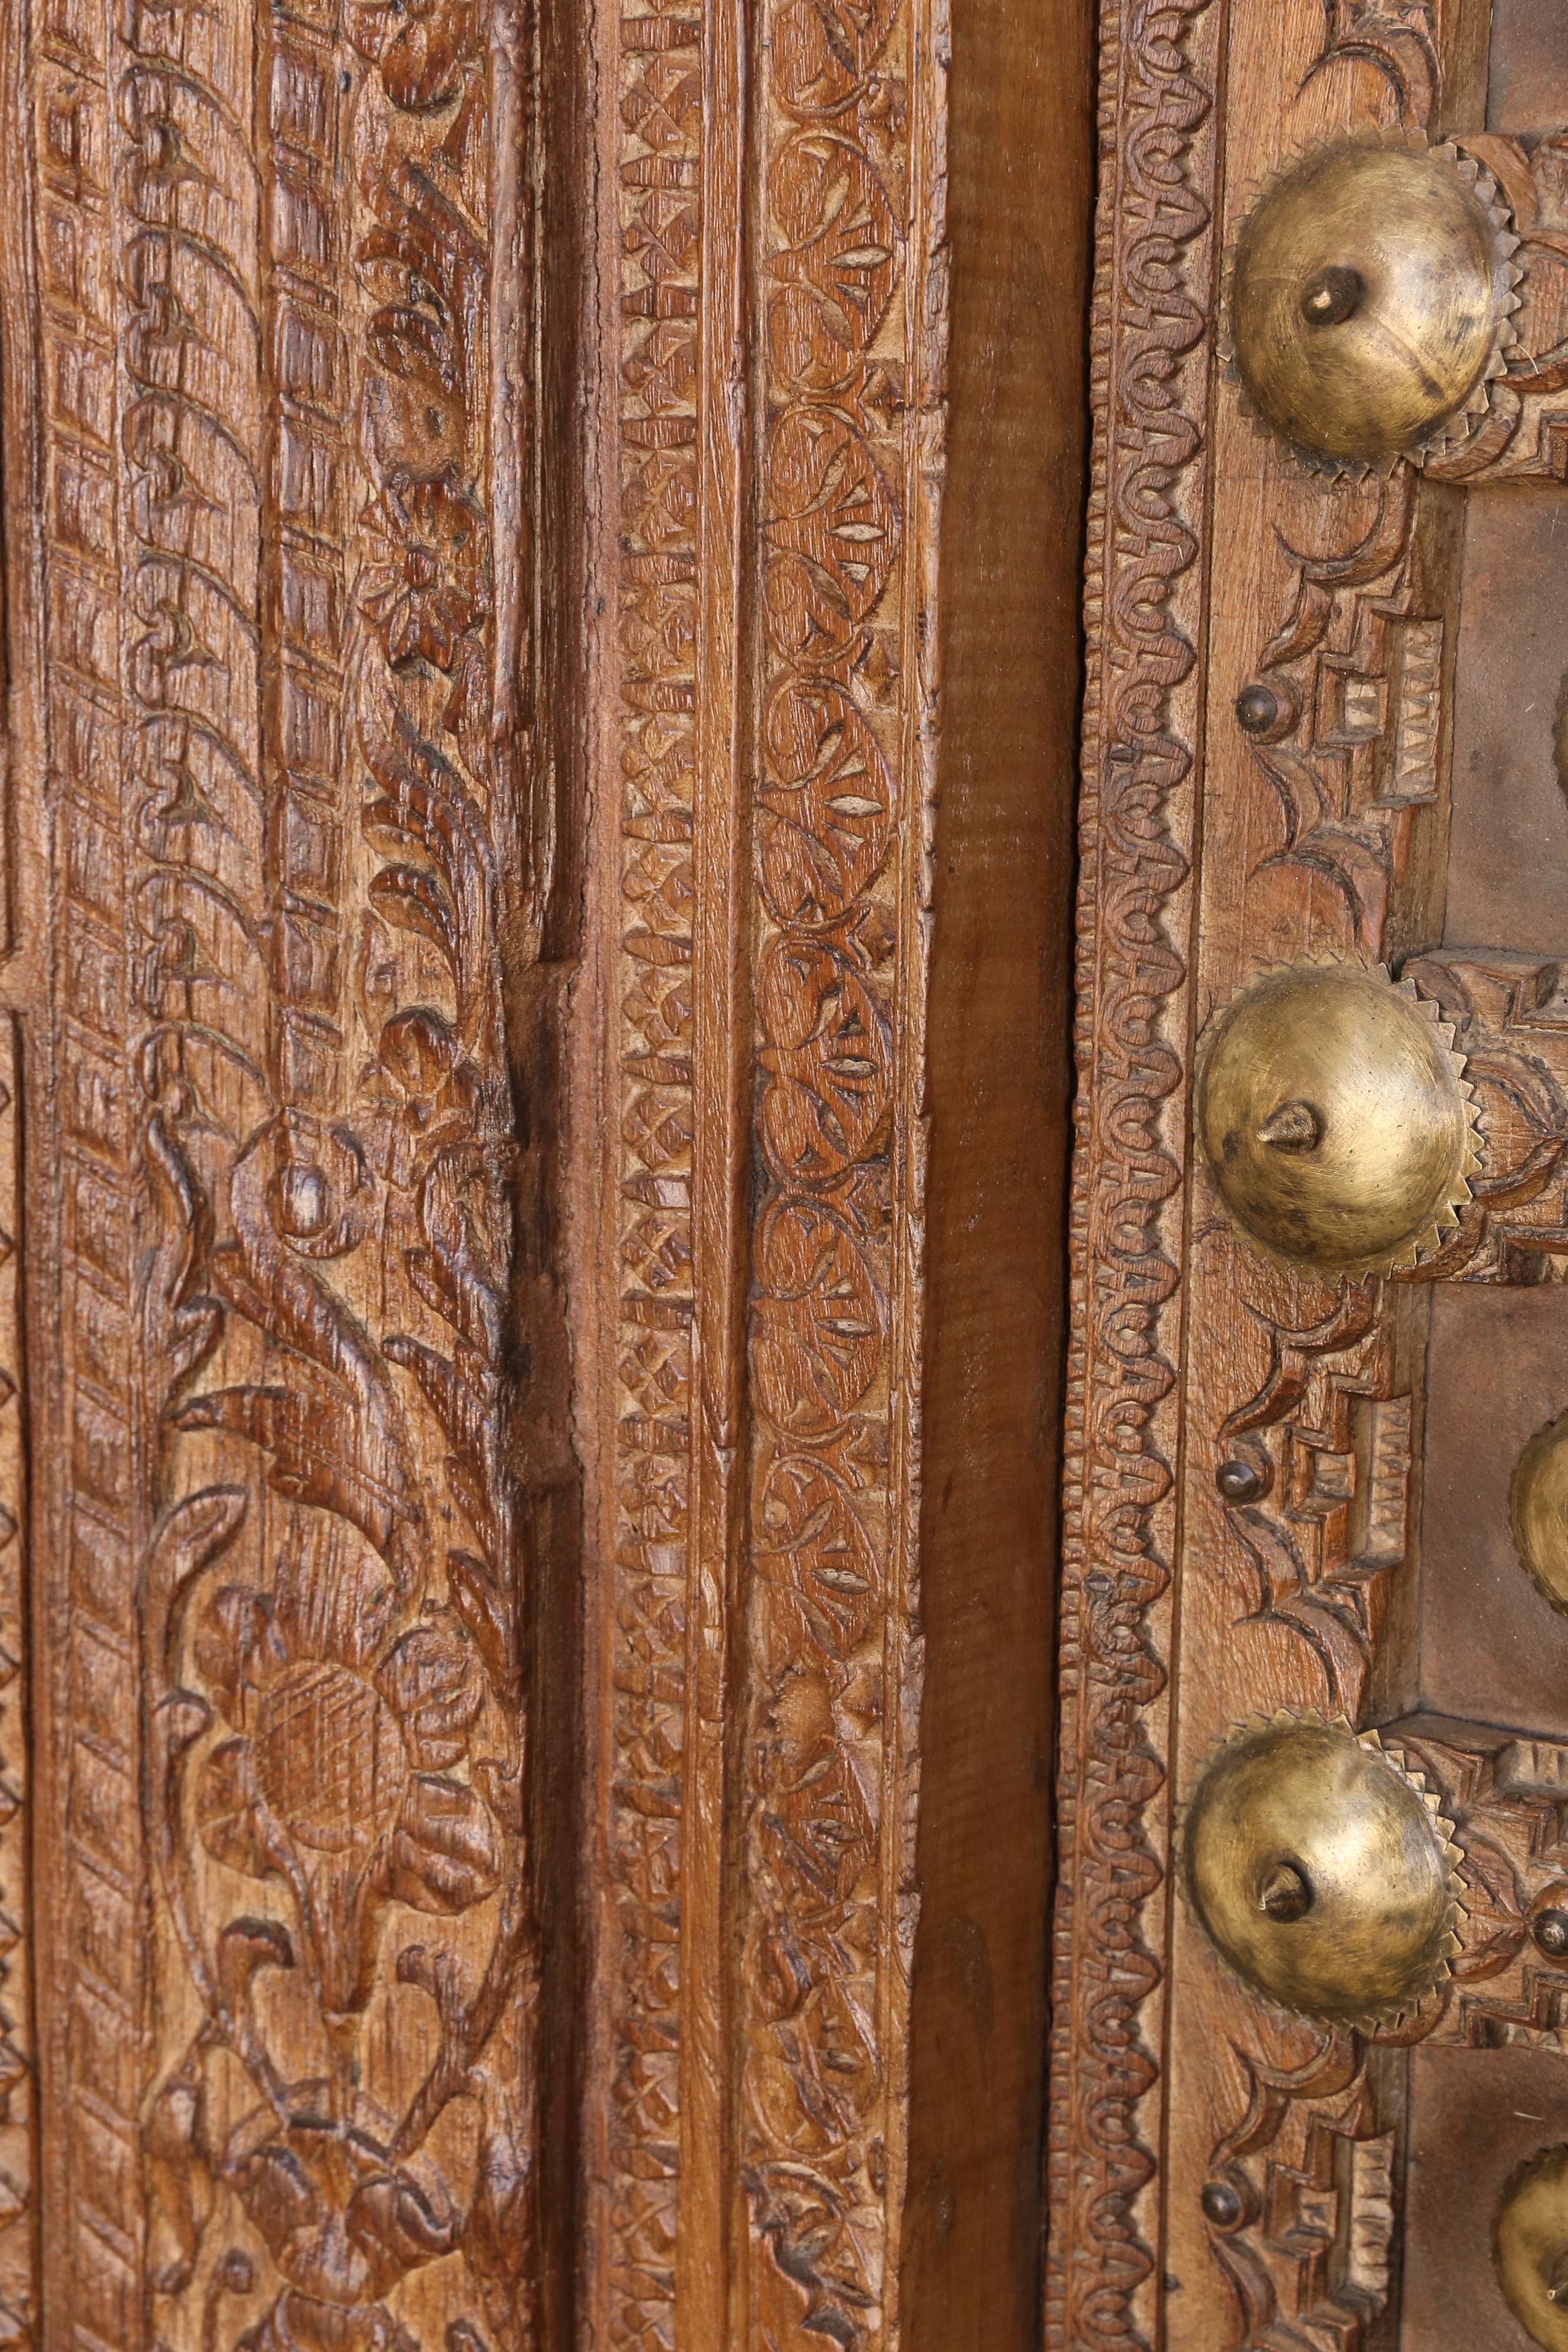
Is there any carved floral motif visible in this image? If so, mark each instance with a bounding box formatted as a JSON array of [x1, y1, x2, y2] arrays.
[[20, 0, 541, 2337], [738, 0, 914, 2339]]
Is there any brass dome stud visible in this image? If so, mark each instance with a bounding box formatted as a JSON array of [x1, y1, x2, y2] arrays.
[[1496, 2146, 1568, 2351], [1226, 134, 1520, 475], [1179, 1711, 1465, 2032], [1512, 1411, 1568, 1616], [1194, 960, 1480, 1281]]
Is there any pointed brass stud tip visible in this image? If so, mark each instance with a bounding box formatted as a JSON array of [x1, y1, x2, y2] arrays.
[[1195, 959, 1481, 1281], [1300, 262, 1363, 326], [1179, 1710, 1465, 2032], [1512, 1411, 1568, 1617], [1256, 1098, 1322, 1153], [1496, 2146, 1568, 2350], [1223, 132, 1520, 474], [1258, 1858, 1312, 1921]]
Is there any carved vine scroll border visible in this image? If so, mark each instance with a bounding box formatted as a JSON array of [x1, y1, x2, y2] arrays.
[[1045, 0, 1216, 2341], [606, 0, 937, 2336]]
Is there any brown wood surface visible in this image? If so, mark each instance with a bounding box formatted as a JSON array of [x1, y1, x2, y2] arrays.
[[1050, 0, 1568, 2347], [0, 0, 1092, 2334], [902, 0, 1090, 2337]]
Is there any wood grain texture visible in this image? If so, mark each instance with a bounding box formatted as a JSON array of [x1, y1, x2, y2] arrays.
[[1052, 2, 1568, 2347], [2, 0, 1088, 2329], [901, 0, 1090, 2336], [12, 0, 564, 2335]]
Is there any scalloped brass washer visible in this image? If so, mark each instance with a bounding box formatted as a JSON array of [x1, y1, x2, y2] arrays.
[[1179, 1714, 1463, 2031], [1195, 961, 1479, 1280], [1228, 138, 1517, 469], [1497, 2146, 1568, 2351]]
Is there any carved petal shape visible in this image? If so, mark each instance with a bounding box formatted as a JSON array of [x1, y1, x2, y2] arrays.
[[379, 2, 483, 108], [195, 1738, 277, 1883], [273, 1520, 399, 1676], [376, 1619, 486, 1768], [346, 2169, 459, 2278], [195, 1585, 286, 1722], [384, 1775, 502, 1914]]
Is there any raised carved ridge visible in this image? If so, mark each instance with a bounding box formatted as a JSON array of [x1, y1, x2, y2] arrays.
[[605, 0, 702, 2338], [0, 1030, 31, 2347], [1045, 0, 1216, 2341]]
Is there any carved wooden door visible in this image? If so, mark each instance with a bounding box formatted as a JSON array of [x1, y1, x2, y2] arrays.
[[0, 0, 1094, 2333], [1048, 1, 1568, 2348]]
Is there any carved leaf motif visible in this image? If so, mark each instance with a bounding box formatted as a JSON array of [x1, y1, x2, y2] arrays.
[[759, 677, 894, 925], [758, 938, 892, 1186], [768, 0, 901, 116], [763, 410, 900, 663], [448, 1551, 522, 1698], [142, 1099, 222, 1431], [360, 696, 497, 1040], [463, 2048, 536, 2352], [768, 135, 900, 390], [745, 2161, 877, 2349], [145, 2063, 213, 2295], [757, 1711, 876, 1917], [750, 1200, 884, 1436], [757, 1452, 880, 1661], [176, 1132, 423, 1584], [385, 1776, 503, 1913], [345, 0, 483, 109]]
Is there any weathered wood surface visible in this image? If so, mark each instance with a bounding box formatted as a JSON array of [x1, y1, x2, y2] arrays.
[[1050, 1, 1568, 2346], [0, 0, 1088, 2334]]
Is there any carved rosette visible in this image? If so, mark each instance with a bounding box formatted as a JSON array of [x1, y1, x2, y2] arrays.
[[738, 0, 926, 2340]]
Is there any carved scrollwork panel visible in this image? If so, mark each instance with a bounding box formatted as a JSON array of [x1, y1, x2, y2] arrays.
[[23, 0, 549, 2338]]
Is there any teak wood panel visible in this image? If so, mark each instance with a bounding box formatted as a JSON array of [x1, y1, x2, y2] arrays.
[[1049, 0, 1568, 2347], [0, 0, 1089, 2336]]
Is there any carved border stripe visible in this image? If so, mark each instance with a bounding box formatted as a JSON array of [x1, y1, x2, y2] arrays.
[[735, 0, 932, 2332], [607, 0, 703, 2333], [33, 0, 268, 2319], [0, 1025, 30, 2344], [1044, 0, 1217, 2344], [675, 0, 746, 2321], [33, 0, 139, 2286]]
